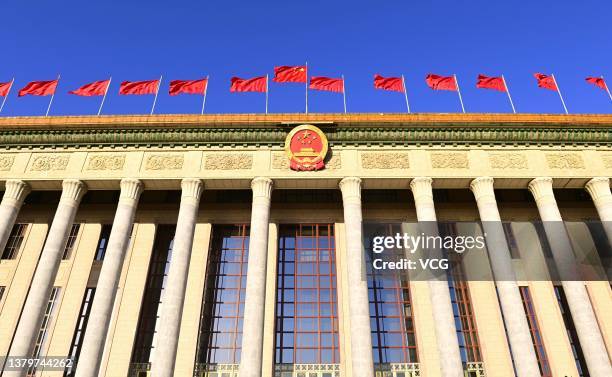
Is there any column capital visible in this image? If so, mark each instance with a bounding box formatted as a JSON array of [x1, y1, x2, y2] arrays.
[[251, 177, 273, 199], [410, 177, 433, 196], [60, 179, 87, 203], [180, 178, 204, 200], [339, 177, 362, 201], [470, 176, 496, 201], [119, 178, 144, 201], [2, 180, 31, 203], [585, 177, 611, 201], [528, 177, 554, 201]]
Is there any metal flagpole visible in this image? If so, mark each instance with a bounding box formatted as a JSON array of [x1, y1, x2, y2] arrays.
[[0, 78, 14, 114], [342, 75, 347, 113], [201, 75, 209, 115], [265, 74, 269, 114], [151, 75, 162, 115], [401, 75, 411, 113], [97, 77, 111, 116], [602, 75, 612, 102], [501, 74, 516, 114], [305, 61, 308, 114], [454, 74, 465, 113], [46, 74, 60, 116], [551, 74, 568, 114]]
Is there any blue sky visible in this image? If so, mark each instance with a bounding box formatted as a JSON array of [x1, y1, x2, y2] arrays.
[[1, 0, 610, 116]]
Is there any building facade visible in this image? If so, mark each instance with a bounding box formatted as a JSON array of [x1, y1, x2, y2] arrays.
[[0, 113, 610, 377]]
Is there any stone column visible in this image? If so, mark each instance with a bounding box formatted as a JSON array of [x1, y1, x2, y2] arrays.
[[239, 177, 273, 377], [469, 177, 540, 377], [6, 179, 86, 377], [410, 177, 463, 377], [339, 177, 374, 377], [585, 177, 612, 243], [75, 179, 143, 377], [528, 177, 612, 377], [150, 179, 203, 377], [0, 180, 31, 254]]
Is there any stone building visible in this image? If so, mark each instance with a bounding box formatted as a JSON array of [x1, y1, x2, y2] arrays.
[[0, 113, 610, 377]]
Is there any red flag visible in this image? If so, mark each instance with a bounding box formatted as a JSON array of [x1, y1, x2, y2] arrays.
[[476, 74, 506, 92], [309, 77, 344, 93], [374, 74, 404, 92], [119, 80, 160, 95], [69, 79, 110, 96], [0, 82, 12, 97], [169, 79, 208, 95], [18, 80, 58, 97], [230, 76, 267, 92], [585, 77, 607, 90], [425, 74, 457, 91], [533, 73, 557, 91], [273, 66, 307, 83]]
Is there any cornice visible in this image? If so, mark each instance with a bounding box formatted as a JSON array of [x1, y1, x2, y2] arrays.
[[0, 113, 610, 148]]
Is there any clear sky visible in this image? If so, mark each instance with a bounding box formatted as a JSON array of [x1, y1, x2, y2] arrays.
[[1, 0, 610, 116]]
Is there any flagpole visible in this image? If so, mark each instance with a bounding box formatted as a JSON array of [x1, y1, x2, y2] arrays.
[[342, 75, 347, 113], [97, 77, 111, 116], [602, 75, 612, 102], [265, 74, 269, 114], [46, 74, 60, 117], [501, 74, 516, 114], [454, 74, 465, 113], [201, 75, 209, 115], [0, 78, 14, 114], [551, 74, 568, 114], [151, 75, 162, 115], [305, 61, 308, 114], [401, 75, 411, 113]]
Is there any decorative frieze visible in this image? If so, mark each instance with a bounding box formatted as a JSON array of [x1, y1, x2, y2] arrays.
[[0, 155, 15, 171], [145, 154, 184, 170], [431, 152, 469, 169], [86, 154, 126, 171], [204, 153, 252, 170], [361, 152, 409, 169], [545, 153, 585, 169], [489, 153, 528, 169], [272, 152, 341, 170], [327, 154, 342, 169], [30, 155, 69, 171], [602, 154, 612, 169]]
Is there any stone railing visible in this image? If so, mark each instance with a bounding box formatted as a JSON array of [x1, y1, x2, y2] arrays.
[[465, 361, 486, 377], [194, 363, 239, 377], [375, 362, 420, 377]]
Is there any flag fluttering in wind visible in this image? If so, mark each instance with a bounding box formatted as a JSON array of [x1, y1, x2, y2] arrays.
[[476, 75, 505, 92], [585, 77, 607, 90], [309, 76, 344, 92], [18, 80, 59, 97], [230, 76, 267, 92], [425, 74, 457, 91], [273, 66, 307, 83], [374, 74, 410, 112], [533, 73, 557, 91], [69, 79, 111, 96], [374, 74, 404, 92], [0, 81, 12, 97], [119, 79, 160, 95], [169, 79, 208, 95]]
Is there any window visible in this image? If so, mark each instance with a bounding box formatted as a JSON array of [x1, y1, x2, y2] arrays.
[[440, 224, 482, 365], [0, 286, 5, 302], [64, 288, 96, 377], [130, 225, 175, 365], [554, 286, 589, 376], [62, 224, 81, 260], [366, 224, 417, 365], [194, 225, 249, 372], [532, 222, 553, 258], [2, 223, 27, 259], [519, 286, 551, 377], [275, 224, 339, 369], [27, 287, 61, 376], [94, 224, 113, 261]]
